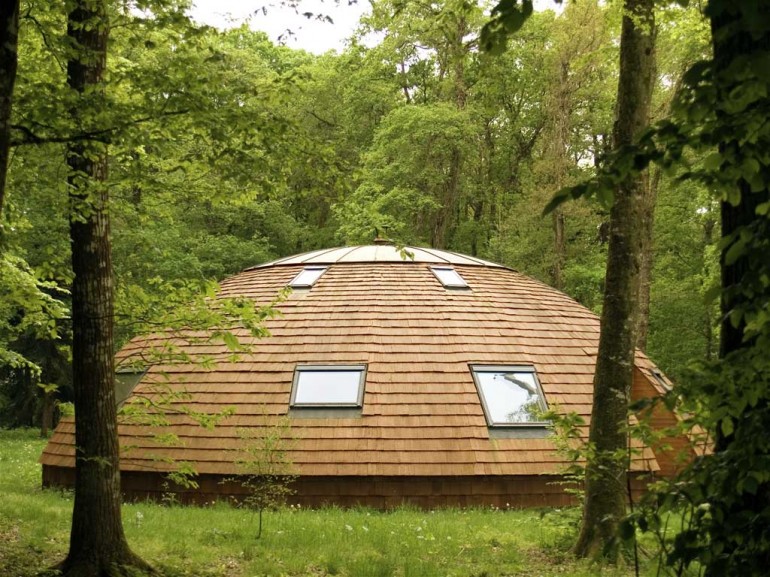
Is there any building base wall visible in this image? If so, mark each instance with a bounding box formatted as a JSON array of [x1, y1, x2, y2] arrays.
[[42, 465, 651, 509]]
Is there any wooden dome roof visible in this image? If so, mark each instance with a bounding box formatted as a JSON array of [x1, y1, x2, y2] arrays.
[[42, 245, 672, 486]]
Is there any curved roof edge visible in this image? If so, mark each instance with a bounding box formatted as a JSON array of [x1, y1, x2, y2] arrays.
[[247, 245, 507, 270]]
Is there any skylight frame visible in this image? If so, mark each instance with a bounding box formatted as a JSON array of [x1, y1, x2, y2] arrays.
[[470, 365, 549, 427], [290, 364, 367, 408], [430, 266, 469, 289], [288, 266, 329, 289]]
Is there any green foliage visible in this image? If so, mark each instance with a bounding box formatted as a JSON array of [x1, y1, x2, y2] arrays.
[[481, 0, 536, 55], [227, 418, 298, 539], [540, 1, 770, 573], [542, 408, 588, 502], [0, 253, 69, 428], [335, 103, 473, 244], [626, 348, 770, 575], [647, 178, 719, 380], [0, 253, 67, 368]]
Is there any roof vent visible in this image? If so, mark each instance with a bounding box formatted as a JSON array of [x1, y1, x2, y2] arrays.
[[372, 229, 393, 246]]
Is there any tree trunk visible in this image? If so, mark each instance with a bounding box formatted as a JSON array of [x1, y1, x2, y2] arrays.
[[634, 166, 660, 352], [58, 1, 152, 575], [433, 147, 462, 249], [0, 0, 19, 229], [711, 5, 770, 358], [712, 4, 770, 357], [432, 12, 468, 249], [552, 209, 565, 290], [710, 7, 770, 566], [705, 5, 770, 574], [41, 390, 55, 437], [545, 55, 571, 290], [573, 0, 655, 560]]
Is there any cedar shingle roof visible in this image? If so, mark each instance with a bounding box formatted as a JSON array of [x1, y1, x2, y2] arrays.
[[41, 246, 665, 478]]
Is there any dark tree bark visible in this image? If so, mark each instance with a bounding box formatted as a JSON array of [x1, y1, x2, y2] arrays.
[[700, 6, 770, 574], [709, 3, 770, 356], [711, 4, 770, 362], [573, 0, 655, 559], [713, 1, 770, 360], [58, 1, 152, 575], [0, 0, 20, 229]]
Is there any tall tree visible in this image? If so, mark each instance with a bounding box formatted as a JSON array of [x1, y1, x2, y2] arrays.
[[0, 0, 20, 226], [58, 0, 151, 574], [706, 1, 770, 571], [573, 0, 655, 559]]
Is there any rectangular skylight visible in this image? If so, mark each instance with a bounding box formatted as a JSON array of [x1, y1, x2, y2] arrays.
[[289, 266, 328, 288], [291, 365, 367, 407], [430, 266, 469, 289], [471, 365, 548, 426]]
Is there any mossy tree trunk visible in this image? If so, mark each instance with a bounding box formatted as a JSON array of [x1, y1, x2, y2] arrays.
[[635, 166, 661, 352], [58, 1, 152, 575], [573, 0, 655, 560]]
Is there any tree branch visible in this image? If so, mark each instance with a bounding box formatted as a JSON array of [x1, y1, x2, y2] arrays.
[[9, 109, 189, 147]]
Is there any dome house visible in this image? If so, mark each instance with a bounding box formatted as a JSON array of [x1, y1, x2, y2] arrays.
[[41, 243, 688, 507]]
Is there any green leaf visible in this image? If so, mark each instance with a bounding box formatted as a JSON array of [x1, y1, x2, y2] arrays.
[[619, 519, 636, 541], [703, 152, 723, 171], [721, 417, 734, 437], [703, 284, 723, 305], [724, 238, 747, 265]]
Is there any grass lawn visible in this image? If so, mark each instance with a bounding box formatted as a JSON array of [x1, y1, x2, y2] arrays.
[[1, 429, 659, 576]]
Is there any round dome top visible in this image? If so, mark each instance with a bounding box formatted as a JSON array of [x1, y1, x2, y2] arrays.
[[250, 245, 504, 269]]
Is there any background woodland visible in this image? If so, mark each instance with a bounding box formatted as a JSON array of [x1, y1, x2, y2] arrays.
[[0, 0, 713, 432]]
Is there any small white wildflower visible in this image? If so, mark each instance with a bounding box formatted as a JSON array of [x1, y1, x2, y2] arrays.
[[345, 524, 353, 531], [362, 526, 369, 532]]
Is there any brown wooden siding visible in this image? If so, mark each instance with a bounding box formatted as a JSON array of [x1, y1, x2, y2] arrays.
[[43, 465, 653, 509]]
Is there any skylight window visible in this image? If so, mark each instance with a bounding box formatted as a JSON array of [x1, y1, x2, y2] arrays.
[[289, 266, 328, 288], [430, 266, 469, 289], [115, 368, 146, 406], [290, 365, 367, 407], [471, 365, 548, 426]]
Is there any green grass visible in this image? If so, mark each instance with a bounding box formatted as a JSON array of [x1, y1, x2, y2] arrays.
[[1, 429, 658, 576]]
